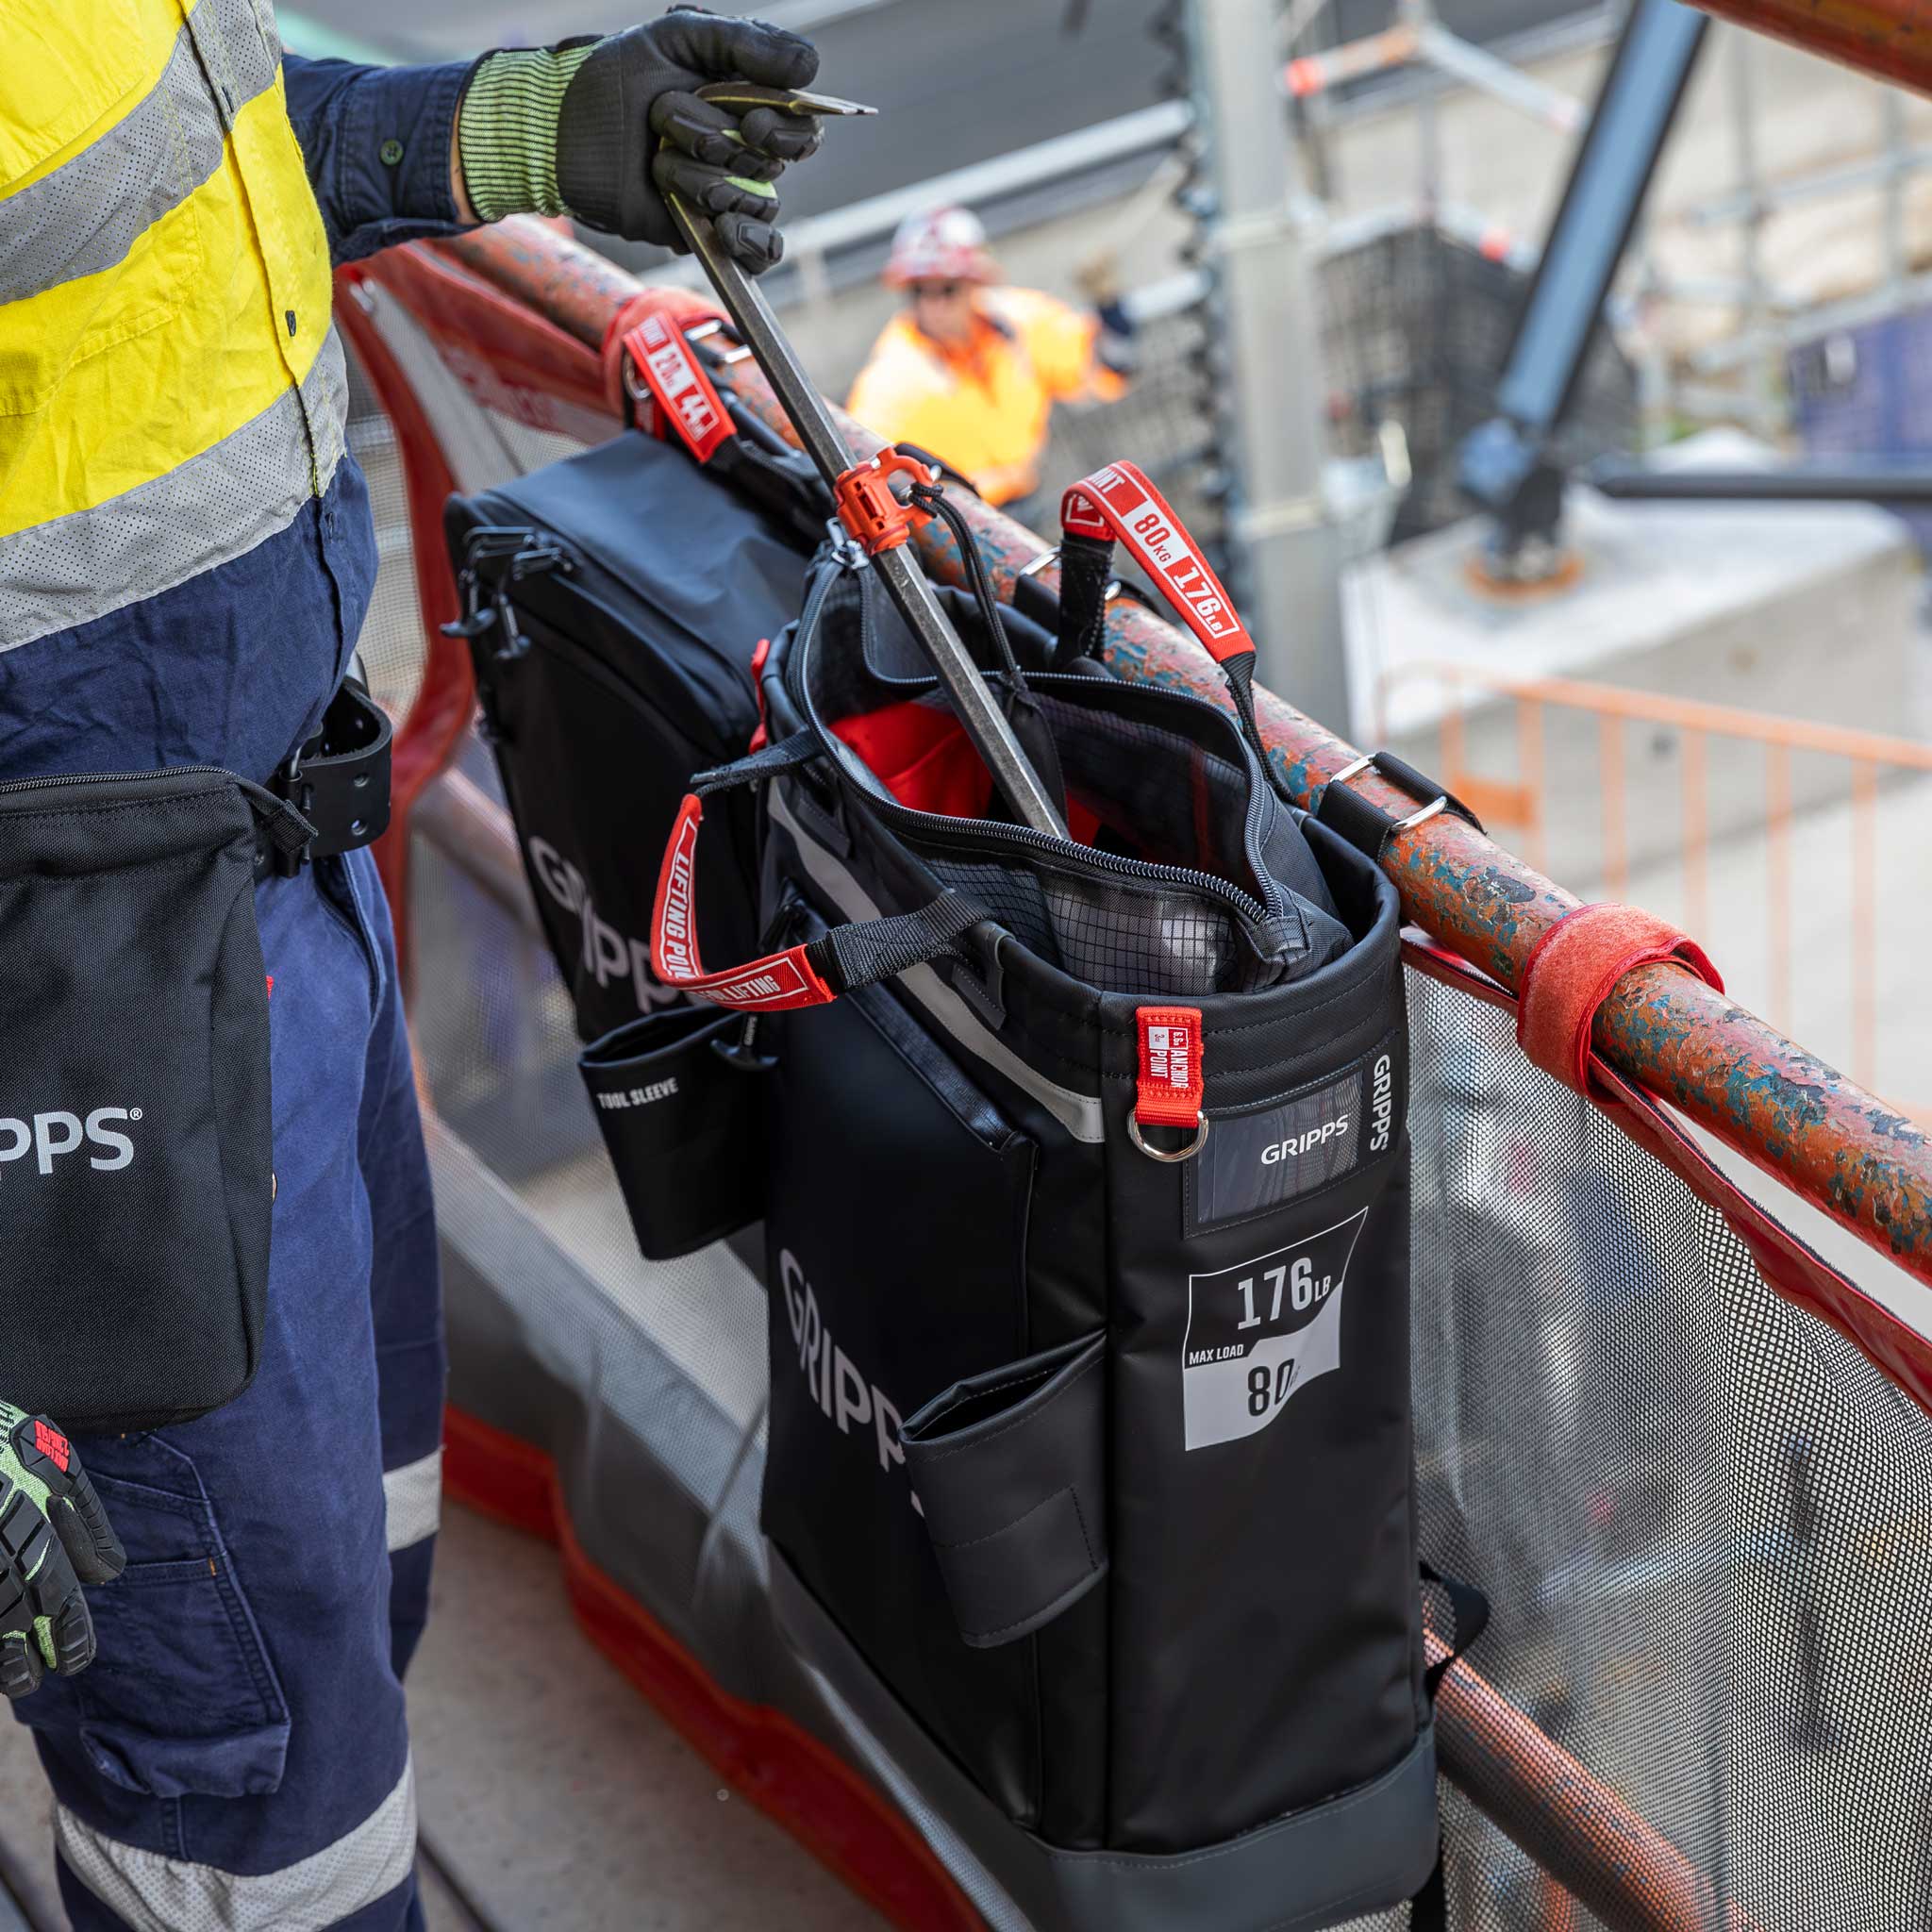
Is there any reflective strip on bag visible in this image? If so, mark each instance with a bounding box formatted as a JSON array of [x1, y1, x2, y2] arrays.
[[57, 1755, 417, 1932], [383, 1447, 444, 1553]]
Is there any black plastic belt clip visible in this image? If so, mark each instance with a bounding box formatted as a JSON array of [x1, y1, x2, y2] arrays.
[[266, 681, 393, 877]]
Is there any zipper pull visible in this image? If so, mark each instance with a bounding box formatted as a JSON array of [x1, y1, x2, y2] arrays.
[[235, 777, 319, 875]]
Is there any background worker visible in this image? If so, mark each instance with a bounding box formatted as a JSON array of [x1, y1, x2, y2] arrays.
[[0, 9, 818, 1930], [846, 204, 1138, 520]]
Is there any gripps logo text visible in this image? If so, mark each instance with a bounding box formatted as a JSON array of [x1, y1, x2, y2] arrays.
[[528, 836, 679, 1014], [1260, 1115, 1351, 1166], [1368, 1053, 1394, 1153], [0, 1108, 140, 1176], [778, 1248, 921, 1516]]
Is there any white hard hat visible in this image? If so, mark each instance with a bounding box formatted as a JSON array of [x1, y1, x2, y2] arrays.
[[883, 206, 998, 287]]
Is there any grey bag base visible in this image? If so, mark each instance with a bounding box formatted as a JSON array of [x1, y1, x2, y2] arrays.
[[771, 1552, 1440, 1932]]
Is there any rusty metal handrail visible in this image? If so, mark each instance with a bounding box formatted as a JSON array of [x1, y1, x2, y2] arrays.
[[432, 219, 1932, 1293], [1385, 659, 1932, 1098], [1684, 0, 1932, 99]]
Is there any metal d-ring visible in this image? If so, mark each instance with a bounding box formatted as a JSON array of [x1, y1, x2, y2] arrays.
[[1324, 754, 1450, 839], [1391, 794, 1448, 834], [1127, 1112, 1211, 1163]]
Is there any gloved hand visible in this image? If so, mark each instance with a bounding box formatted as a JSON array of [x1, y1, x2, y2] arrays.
[[457, 9, 823, 274], [0, 1403, 125, 1700]]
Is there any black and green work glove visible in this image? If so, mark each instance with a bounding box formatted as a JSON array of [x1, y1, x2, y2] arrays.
[[457, 8, 824, 274], [0, 1403, 125, 1700]]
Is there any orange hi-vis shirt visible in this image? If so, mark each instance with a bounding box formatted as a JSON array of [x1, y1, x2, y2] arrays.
[[845, 287, 1127, 507]]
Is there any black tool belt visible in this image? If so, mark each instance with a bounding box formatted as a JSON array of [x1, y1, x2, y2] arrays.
[[258, 680, 393, 877]]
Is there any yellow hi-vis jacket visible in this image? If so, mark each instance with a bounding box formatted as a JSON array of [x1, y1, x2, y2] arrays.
[[845, 287, 1126, 508], [0, 0, 343, 648]]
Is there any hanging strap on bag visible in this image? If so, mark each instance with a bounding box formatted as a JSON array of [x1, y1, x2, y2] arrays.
[[1057, 461, 1278, 775], [649, 738, 991, 1012], [1408, 1561, 1492, 1932]]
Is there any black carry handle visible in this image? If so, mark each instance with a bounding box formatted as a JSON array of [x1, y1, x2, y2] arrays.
[[649, 739, 992, 1013], [1056, 460, 1278, 774]]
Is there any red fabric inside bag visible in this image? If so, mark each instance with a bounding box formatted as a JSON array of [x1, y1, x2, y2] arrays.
[[831, 701, 1104, 846]]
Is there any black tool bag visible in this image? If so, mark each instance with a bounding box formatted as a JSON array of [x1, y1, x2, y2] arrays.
[[442, 390, 828, 1051], [0, 767, 314, 1436], [647, 465, 1479, 1930]]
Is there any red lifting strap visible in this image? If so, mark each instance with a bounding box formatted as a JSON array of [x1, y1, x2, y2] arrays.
[[650, 794, 836, 1011], [623, 313, 735, 462], [1516, 904, 1724, 1094], [1060, 460, 1253, 667]]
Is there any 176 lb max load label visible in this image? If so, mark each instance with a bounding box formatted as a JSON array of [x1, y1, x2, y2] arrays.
[[1180, 1208, 1368, 1451]]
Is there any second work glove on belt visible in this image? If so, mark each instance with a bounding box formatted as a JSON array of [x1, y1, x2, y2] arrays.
[[0, 1402, 125, 1700], [457, 8, 824, 273]]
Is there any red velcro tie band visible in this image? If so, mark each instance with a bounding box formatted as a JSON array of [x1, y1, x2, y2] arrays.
[[1516, 904, 1723, 1093]]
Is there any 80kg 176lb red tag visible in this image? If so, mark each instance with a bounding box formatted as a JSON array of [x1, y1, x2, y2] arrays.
[[1137, 1006, 1205, 1128], [623, 313, 734, 463]]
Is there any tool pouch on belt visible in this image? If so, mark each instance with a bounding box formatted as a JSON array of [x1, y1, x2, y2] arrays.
[[652, 466, 1441, 1931], [0, 765, 314, 1437]]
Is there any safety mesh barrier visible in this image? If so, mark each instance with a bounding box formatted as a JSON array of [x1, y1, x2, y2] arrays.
[[1008, 222, 1641, 564], [1393, 968, 1932, 1932], [341, 283, 1932, 1932]]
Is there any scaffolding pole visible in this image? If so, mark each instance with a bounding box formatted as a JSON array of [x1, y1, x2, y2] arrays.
[[1186, 0, 1350, 730]]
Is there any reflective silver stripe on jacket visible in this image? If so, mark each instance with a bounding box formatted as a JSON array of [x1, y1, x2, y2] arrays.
[[56, 1755, 417, 1932], [384, 1448, 444, 1552], [0, 0, 280, 306], [0, 328, 349, 652]]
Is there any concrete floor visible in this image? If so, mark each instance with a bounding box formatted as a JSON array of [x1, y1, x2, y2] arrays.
[[0, 1504, 886, 1932]]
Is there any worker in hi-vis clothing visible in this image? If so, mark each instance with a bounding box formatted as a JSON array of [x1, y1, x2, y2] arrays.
[[0, 9, 820, 1927], [846, 205, 1138, 518]]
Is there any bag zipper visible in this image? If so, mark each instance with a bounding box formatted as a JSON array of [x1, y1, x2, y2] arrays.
[[868, 783, 1280, 930], [0, 764, 278, 808], [0, 765, 314, 854], [793, 600, 1296, 941]]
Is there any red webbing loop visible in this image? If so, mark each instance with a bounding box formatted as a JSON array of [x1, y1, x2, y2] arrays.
[[598, 290, 726, 421], [746, 636, 774, 754], [1060, 461, 1253, 667], [620, 312, 735, 462], [650, 794, 837, 1011], [1516, 905, 1724, 1094], [1136, 1007, 1205, 1128]]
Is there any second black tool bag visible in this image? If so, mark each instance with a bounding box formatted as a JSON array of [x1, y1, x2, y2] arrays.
[[0, 766, 314, 1436], [649, 465, 1480, 1932], [442, 313, 829, 1047]]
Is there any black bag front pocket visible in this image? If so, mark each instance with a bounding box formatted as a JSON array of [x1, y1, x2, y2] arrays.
[[578, 1005, 770, 1259], [0, 767, 294, 1436], [904, 1330, 1108, 1650]]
